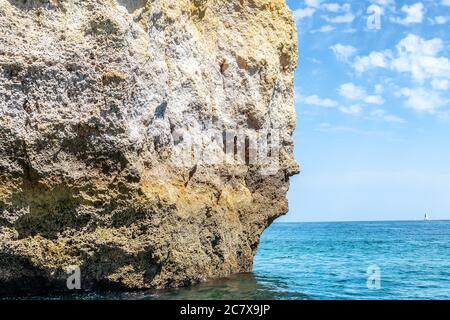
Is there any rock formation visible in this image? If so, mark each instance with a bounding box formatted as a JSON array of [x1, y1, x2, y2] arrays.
[[0, 0, 298, 295]]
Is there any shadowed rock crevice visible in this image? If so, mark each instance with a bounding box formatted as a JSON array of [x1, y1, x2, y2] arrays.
[[0, 252, 63, 296]]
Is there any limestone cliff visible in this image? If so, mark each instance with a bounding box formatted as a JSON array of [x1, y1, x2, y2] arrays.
[[0, 0, 298, 295]]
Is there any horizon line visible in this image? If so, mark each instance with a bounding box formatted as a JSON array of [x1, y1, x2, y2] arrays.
[[274, 219, 450, 224]]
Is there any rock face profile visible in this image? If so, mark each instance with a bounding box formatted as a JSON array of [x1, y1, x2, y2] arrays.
[[0, 0, 298, 294]]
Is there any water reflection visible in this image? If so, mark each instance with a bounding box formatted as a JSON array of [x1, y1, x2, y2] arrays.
[[145, 273, 307, 300], [10, 273, 308, 300]]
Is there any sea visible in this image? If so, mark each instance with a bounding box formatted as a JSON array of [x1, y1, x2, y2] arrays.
[[9, 220, 450, 300]]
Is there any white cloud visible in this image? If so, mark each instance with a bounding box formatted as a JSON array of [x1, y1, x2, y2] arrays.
[[322, 12, 355, 23], [442, 0, 450, 6], [305, 0, 321, 8], [353, 34, 450, 81], [370, 0, 396, 14], [322, 3, 351, 12], [353, 52, 390, 72], [392, 3, 424, 25], [304, 95, 338, 107], [294, 1, 355, 23], [370, 109, 407, 123], [431, 79, 450, 90], [338, 83, 385, 106], [400, 88, 447, 113], [375, 84, 384, 94], [311, 25, 335, 33], [338, 83, 367, 100], [330, 44, 357, 61], [322, 3, 340, 12], [294, 7, 316, 21], [397, 34, 443, 56], [392, 34, 450, 81], [371, 0, 395, 6], [434, 16, 448, 24], [340, 105, 362, 115], [383, 115, 407, 123], [365, 95, 385, 105]]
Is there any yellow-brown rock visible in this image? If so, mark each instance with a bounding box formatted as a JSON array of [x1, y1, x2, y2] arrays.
[[0, 0, 298, 295]]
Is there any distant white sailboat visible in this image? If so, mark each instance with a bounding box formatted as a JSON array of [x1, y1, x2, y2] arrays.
[[424, 213, 430, 221]]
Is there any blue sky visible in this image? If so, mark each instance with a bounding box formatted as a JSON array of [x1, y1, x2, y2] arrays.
[[281, 0, 450, 222]]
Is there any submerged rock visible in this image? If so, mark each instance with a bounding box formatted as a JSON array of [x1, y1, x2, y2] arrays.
[[0, 0, 298, 295]]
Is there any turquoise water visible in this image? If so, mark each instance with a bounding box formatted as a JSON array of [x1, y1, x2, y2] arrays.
[[253, 220, 450, 300], [9, 220, 450, 300]]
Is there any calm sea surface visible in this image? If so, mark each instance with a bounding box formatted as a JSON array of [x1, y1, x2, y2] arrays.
[[12, 220, 450, 300]]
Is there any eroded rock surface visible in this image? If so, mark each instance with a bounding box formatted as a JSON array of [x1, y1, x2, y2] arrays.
[[0, 0, 298, 294]]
